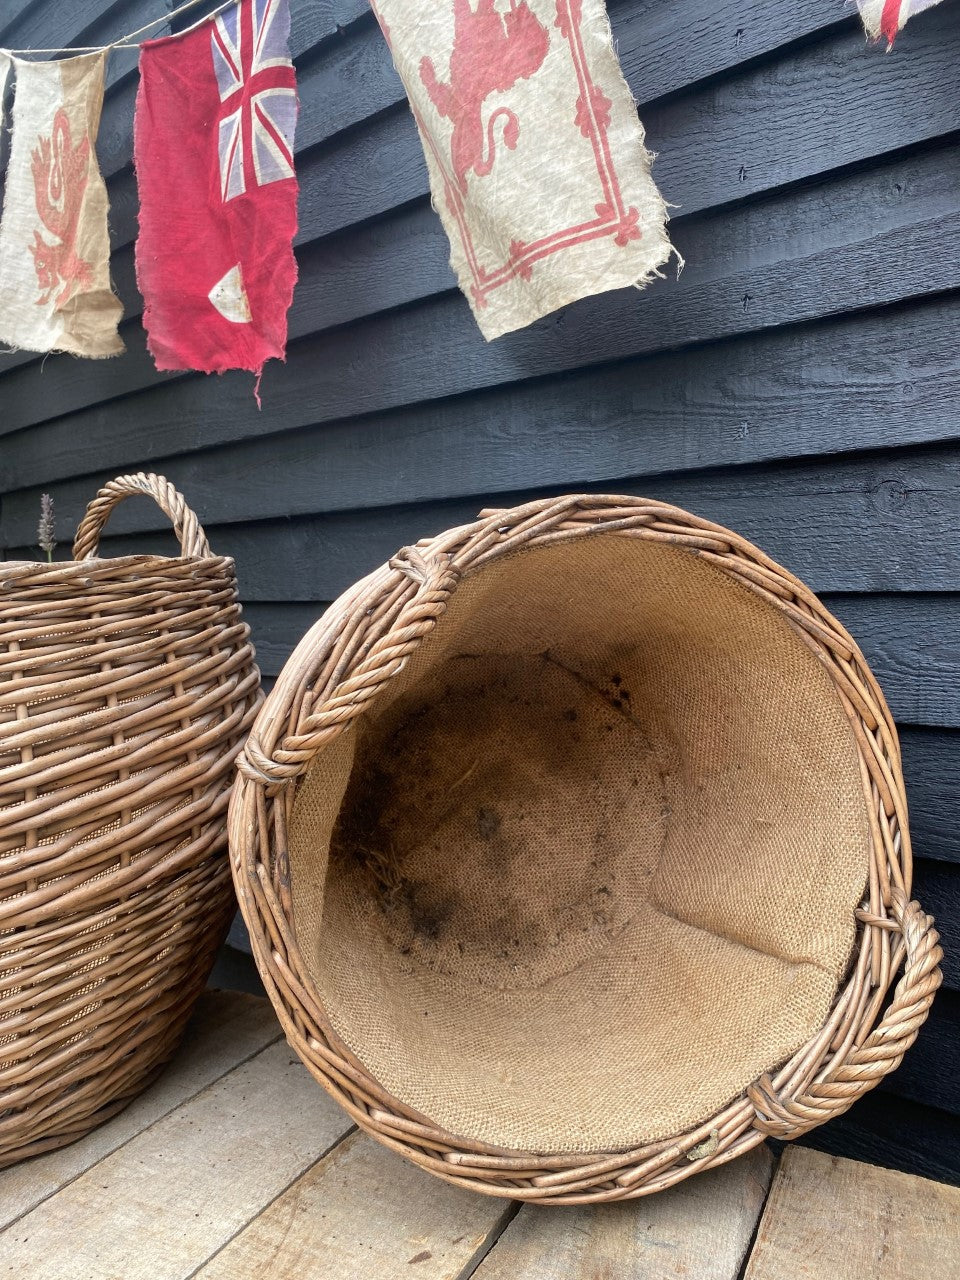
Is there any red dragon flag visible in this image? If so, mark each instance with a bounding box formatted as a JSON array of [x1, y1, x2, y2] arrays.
[[134, 0, 299, 382], [857, 0, 945, 46], [369, 0, 674, 340], [0, 51, 123, 358]]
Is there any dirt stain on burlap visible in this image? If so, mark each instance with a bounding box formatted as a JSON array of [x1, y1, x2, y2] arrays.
[[328, 653, 665, 990]]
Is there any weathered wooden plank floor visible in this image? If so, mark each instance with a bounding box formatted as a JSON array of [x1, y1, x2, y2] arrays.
[[1, 991, 957, 1279]]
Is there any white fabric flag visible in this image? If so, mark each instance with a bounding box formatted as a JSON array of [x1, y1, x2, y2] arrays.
[[858, 0, 945, 46], [0, 51, 123, 358], [370, 0, 674, 341]]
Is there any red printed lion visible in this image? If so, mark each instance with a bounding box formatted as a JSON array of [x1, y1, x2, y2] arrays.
[[420, 0, 550, 193], [29, 108, 93, 308]]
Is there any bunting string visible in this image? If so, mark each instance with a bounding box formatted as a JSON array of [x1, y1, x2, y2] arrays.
[[0, 0, 236, 56]]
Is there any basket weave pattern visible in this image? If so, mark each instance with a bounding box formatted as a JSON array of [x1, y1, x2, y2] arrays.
[[231, 495, 941, 1203], [0, 474, 261, 1166]]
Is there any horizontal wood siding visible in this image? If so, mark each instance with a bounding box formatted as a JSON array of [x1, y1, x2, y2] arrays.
[[1, 0, 957, 1181]]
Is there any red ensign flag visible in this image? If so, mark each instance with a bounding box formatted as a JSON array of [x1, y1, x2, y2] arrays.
[[134, 0, 298, 380]]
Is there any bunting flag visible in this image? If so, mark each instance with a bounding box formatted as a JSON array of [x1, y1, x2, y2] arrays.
[[369, 0, 674, 341], [0, 51, 123, 358], [858, 0, 944, 45], [134, 0, 299, 380]]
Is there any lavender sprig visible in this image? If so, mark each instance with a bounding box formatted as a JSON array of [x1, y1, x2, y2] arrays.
[[38, 493, 56, 563]]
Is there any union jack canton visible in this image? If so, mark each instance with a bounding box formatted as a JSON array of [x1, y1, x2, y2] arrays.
[[212, 0, 297, 201]]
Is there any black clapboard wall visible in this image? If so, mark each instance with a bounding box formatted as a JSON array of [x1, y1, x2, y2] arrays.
[[1, 0, 959, 1184]]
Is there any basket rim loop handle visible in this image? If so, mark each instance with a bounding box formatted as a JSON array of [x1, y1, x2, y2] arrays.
[[749, 890, 942, 1139], [72, 472, 212, 561], [237, 547, 462, 789]]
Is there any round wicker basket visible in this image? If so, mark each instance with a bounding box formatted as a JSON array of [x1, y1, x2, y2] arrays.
[[0, 473, 261, 1167], [231, 494, 941, 1203]]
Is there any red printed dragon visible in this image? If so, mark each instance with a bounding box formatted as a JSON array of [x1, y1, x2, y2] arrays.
[[29, 108, 93, 308], [419, 0, 550, 193]]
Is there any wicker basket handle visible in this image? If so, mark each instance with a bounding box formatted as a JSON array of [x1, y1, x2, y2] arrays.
[[73, 473, 212, 560], [750, 892, 942, 1139], [238, 547, 461, 789], [852, 892, 943, 1061]]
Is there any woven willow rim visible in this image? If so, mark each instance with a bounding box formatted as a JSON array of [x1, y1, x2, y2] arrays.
[[229, 494, 941, 1203]]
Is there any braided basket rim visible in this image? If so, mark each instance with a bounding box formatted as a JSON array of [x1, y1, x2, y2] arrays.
[[1, 552, 235, 569]]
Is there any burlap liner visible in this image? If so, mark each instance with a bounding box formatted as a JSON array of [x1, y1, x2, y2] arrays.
[[288, 535, 871, 1154]]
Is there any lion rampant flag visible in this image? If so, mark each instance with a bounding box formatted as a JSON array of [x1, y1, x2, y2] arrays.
[[370, 0, 674, 340], [0, 51, 123, 358], [134, 0, 298, 380]]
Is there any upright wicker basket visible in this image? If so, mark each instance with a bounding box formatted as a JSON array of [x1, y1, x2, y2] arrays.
[[231, 494, 941, 1204], [0, 473, 261, 1167]]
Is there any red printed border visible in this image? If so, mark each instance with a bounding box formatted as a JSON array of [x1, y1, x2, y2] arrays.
[[372, 0, 641, 311]]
